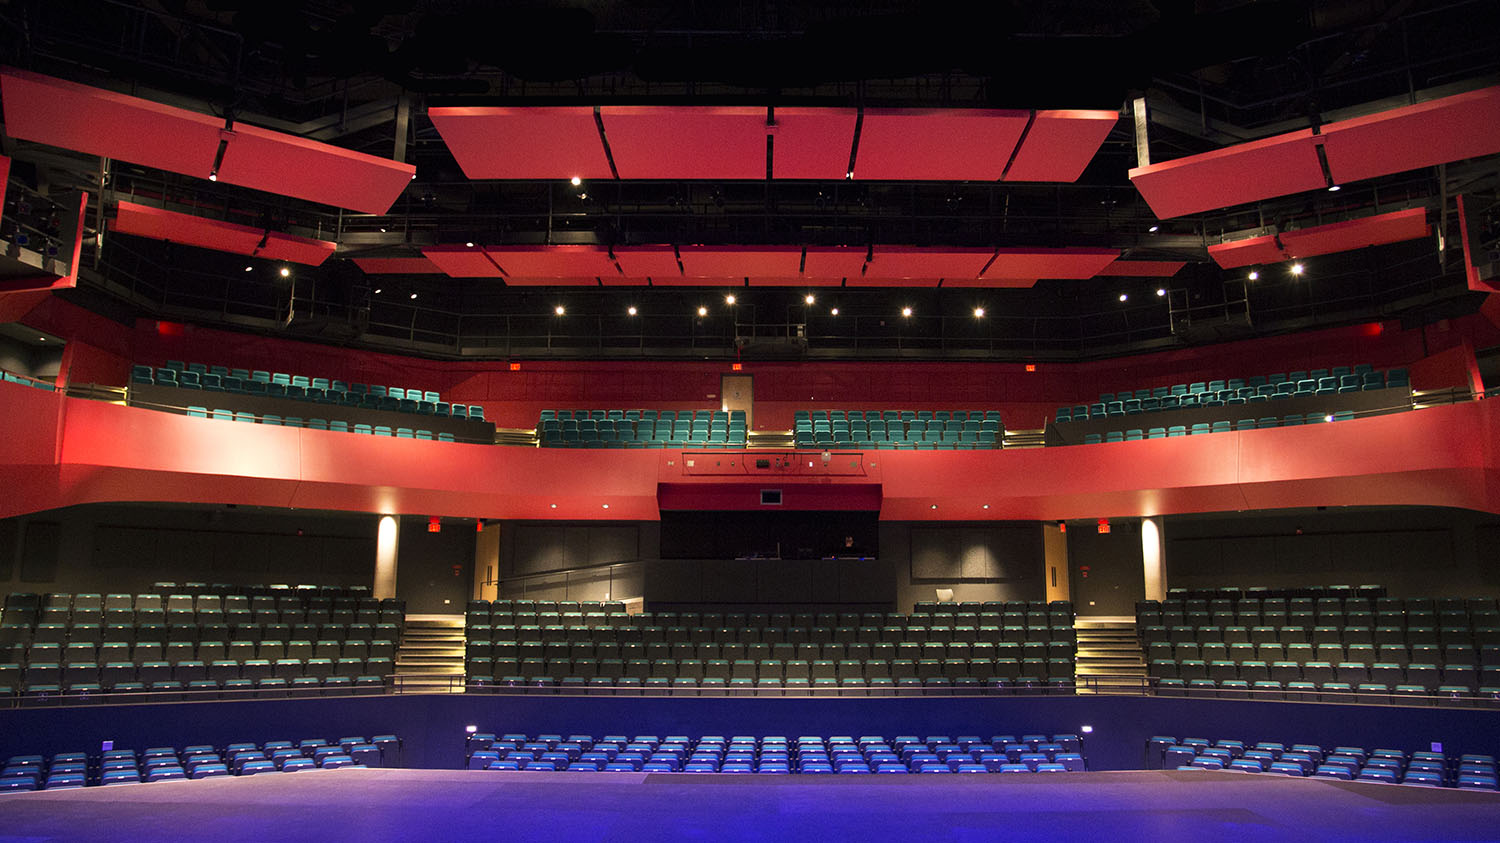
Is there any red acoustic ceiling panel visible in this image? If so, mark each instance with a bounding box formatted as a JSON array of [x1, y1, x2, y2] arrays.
[[862, 246, 995, 280], [1208, 208, 1430, 269], [601, 106, 767, 180], [421, 246, 504, 278], [1207, 234, 1289, 269], [613, 246, 681, 280], [255, 232, 336, 266], [855, 109, 1028, 181], [646, 276, 741, 287], [427, 106, 613, 180], [750, 276, 843, 287], [802, 247, 868, 279], [0, 68, 223, 178], [1098, 259, 1187, 277], [1129, 129, 1327, 219], [678, 246, 803, 279], [770, 108, 858, 179], [484, 245, 620, 279], [214, 124, 414, 215], [942, 278, 1038, 289], [598, 275, 649, 287], [980, 247, 1120, 280], [850, 277, 942, 288], [1280, 207, 1430, 257], [112, 201, 267, 255], [501, 277, 601, 287], [353, 257, 444, 274], [1003, 109, 1119, 182], [1321, 86, 1500, 185]]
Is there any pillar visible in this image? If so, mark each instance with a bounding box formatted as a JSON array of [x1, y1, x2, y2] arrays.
[[1141, 516, 1166, 602], [374, 515, 399, 600], [1042, 523, 1071, 604]]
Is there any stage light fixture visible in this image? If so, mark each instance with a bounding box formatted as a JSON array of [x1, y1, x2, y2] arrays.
[[805, 294, 816, 305], [1248, 270, 1260, 281], [901, 307, 912, 317], [1156, 288, 1166, 297], [1118, 293, 1128, 302], [697, 306, 708, 316], [554, 305, 565, 316], [725, 294, 736, 305], [570, 176, 582, 187], [279, 267, 290, 277], [1291, 263, 1305, 275], [627, 306, 638, 316], [973, 307, 985, 318], [830, 308, 839, 316]]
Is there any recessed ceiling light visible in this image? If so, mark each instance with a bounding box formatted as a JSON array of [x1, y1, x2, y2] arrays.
[[570, 176, 582, 187], [601, 503, 610, 509], [279, 267, 290, 277], [550, 503, 557, 509], [410, 293, 418, 300], [830, 307, 839, 316], [554, 305, 565, 316], [244, 265, 253, 272], [973, 307, 985, 318], [465, 242, 475, 248], [627, 306, 638, 316], [930, 504, 938, 510], [697, 306, 708, 316], [982, 504, 990, 510], [901, 307, 912, 317], [1291, 262, 1305, 276], [805, 294, 816, 305], [374, 288, 382, 295], [1328, 185, 1341, 192], [725, 294, 736, 305]]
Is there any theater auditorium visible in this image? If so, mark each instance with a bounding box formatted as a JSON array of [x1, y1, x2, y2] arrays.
[[1, 1, 1500, 839]]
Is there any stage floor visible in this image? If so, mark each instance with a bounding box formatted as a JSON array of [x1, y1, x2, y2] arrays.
[[2, 768, 1497, 842]]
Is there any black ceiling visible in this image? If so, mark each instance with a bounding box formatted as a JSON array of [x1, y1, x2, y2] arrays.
[[3, 0, 1498, 361]]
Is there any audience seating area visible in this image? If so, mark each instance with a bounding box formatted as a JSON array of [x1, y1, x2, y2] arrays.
[[1, 370, 56, 392], [1056, 365, 1410, 424], [1147, 735, 1498, 790], [0, 588, 404, 705], [464, 731, 1085, 774], [1138, 591, 1500, 705], [183, 406, 459, 441], [130, 361, 483, 421], [538, 409, 747, 448], [0, 734, 401, 791], [464, 599, 1076, 696], [794, 410, 1002, 449], [1083, 411, 1356, 443]]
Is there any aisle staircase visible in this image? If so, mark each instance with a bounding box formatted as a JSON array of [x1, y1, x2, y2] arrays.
[[1002, 428, 1047, 449], [394, 614, 465, 693], [1073, 617, 1147, 694]]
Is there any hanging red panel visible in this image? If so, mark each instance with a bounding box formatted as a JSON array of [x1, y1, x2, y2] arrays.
[[849, 277, 943, 288], [980, 247, 1120, 280], [421, 246, 504, 278], [1206, 235, 1288, 269], [353, 257, 445, 274], [1097, 259, 1187, 277], [112, 201, 266, 255], [855, 109, 1028, 181], [770, 108, 858, 179], [1003, 109, 1119, 182], [1129, 129, 1327, 219], [0, 69, 223, 179], [427, 106, 613, 180], [484, 245, 621, 278], [500, 277, 602, 287], [213, 124, 414, 215], [1279, 207, 1429, 257], [613, 246, 682, 280], [678, 246, 803, 279], [942, 278, 1038, 289], [802, 247, 868, 280], [1321, 86, 1500, 185], [600, 106, 767, 179], [254, 232, 336, 266], [861, 246, 996, 280]]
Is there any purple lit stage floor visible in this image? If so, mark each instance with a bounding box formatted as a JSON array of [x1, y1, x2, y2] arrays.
[[3, 769, 1498, 842]]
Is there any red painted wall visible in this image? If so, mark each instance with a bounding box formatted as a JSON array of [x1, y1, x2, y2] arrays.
[[3, 377, 1498, 523]]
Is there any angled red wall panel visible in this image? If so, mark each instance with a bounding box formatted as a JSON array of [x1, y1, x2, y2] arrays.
[[427, 106, 613, 180]]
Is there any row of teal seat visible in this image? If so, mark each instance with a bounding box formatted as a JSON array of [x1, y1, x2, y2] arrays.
[[184, 407, 459, 441], [1082, 412, 1353, 442]]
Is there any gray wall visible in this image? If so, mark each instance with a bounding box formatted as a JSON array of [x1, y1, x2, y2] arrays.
[[1067, 521, 1147, 616], [0, 505, 475, 611], [1163, 507, 1500, 598], [0, 334, 62, 381], [883, 521, 1046, 611]]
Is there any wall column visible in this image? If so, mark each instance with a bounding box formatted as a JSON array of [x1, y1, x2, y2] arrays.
[[374, 515, 399, 600], [1042, 523, 1071, 604], [473, 521, 501, 601], [1141, 516, 1167, 602]]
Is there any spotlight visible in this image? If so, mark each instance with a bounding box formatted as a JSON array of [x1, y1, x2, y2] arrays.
[[578, 193, 587, 200], [697, 306, 708, 317], [554, 305, 565, 316], [279, 267, 290, 278], [379, 227, 387, 233], [901, 307, 912, 318], [570, 176, 582, 187], [410, 293, 418, 300], [208, 171, 217, 182], [973, 307, 985, 318], [1156, 288, 1166, 297], [1328, 185, 1341, 192], [1291, 262, 1305, 276], [830, 307, 839, 316], [725, 294, 736, 305], [465, 242, 475, 248], [244, 265, 253, 272], [374, 288, 382, 295], [805, 294, 816, 305], [1248, 270, 1260, 281], [1148, 225, 1159, 233], [1118, 293, 1128, 302], [627, 306, 638, 316]]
